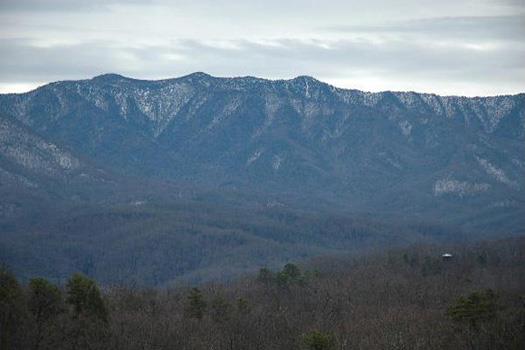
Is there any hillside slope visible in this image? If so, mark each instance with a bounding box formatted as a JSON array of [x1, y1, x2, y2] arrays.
[[0, 73, 523, 228], [0, 74, 524, 285]]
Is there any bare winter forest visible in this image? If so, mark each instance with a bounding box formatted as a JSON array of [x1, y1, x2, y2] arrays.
[[2, 237, 524, 350]]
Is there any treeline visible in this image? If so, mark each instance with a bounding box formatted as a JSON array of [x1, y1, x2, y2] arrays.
[[1, 272, 109, 350], [1, 237, 525, 349]]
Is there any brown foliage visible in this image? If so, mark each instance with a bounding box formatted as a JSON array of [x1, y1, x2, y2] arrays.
[[1, 237, 524, 349]]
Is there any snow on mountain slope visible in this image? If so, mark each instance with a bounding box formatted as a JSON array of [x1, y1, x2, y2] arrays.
[[0, 73, 523, 229]]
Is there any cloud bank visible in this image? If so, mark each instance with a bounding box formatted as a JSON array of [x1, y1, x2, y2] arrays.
[[1, 0, 524, 96]]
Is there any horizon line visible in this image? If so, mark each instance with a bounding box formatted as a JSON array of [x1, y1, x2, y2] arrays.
[[1, 72, 524, 99]]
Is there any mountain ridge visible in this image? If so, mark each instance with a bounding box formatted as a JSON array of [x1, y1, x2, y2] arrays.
[[0, 73, 524, 229], [4, 72, 524, 99], [0, 73, 524, 285]]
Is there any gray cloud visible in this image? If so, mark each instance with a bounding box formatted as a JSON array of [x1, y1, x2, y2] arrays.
[[0, 0, 154, 12], [324, 15, 525, 42], [0, 0, 524, 95], [1, 35, 523, 95]]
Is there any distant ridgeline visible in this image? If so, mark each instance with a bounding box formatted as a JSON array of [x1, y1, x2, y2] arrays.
[[0, 73, 524, 285]]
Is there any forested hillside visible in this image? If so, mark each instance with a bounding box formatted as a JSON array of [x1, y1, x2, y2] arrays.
[[1, 73, 524, 233], [1, 73, 524, 286], [0, 195, 469, 286], [2, 237, 524, 349]]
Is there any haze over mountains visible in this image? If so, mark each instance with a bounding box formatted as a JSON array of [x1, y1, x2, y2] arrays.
[[0, 73, 524, 285]]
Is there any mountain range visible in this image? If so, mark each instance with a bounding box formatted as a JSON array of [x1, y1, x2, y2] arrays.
[[0, 73, 524, 285]]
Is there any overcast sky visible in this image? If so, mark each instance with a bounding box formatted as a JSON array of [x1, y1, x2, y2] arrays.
[[0, 0, 524, 96]]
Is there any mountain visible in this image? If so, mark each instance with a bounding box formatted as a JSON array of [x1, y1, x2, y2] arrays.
[[0, 73, 524, 285], [1, 73, 523, 224]]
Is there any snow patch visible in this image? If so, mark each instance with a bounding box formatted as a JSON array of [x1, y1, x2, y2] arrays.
[[399, 120, 412, 137], [433, 178, 490, 197], [247, 150, 263, 166], [272, 155, 284, 170], [476, 157, 518, 189]]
